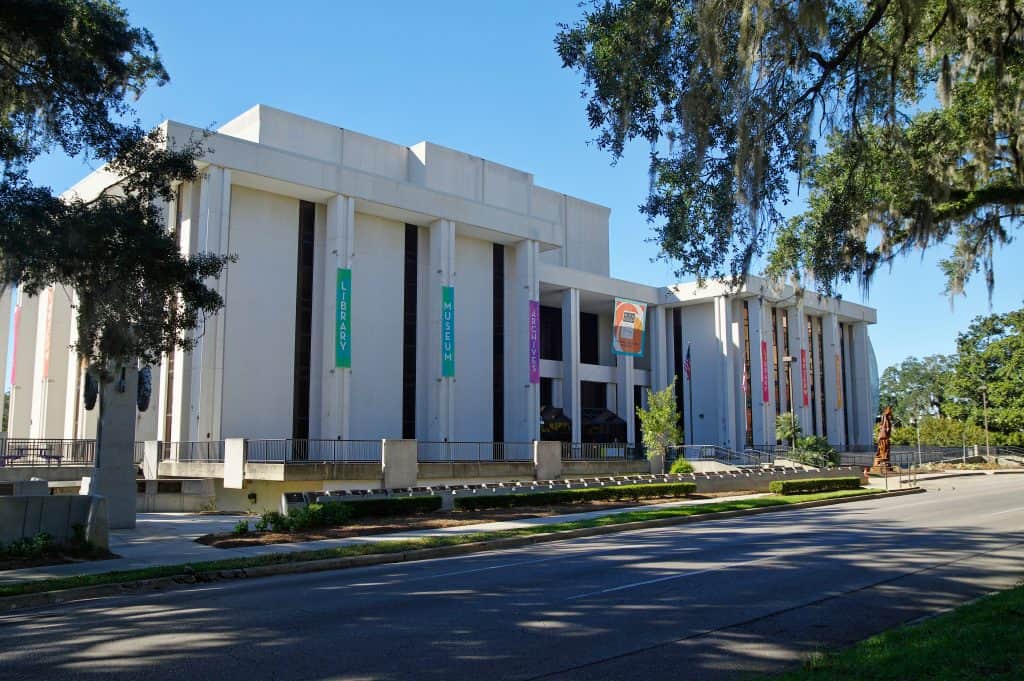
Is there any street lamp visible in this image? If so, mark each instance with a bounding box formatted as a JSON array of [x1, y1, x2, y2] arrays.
[[782, 355, 796, 449], [980, 384, 991, 458]]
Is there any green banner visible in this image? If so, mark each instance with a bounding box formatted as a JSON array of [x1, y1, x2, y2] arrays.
[[441, 285, 455, 377], [335, 268, 351, 368]]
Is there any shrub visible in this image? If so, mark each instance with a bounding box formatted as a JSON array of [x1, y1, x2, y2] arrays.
[[790, 436, 839, 468], [255, 511, 290, 533], [0, 533, 55, 559], [453, 482, 697, 512], [669, 458, 694, 474], [231, 520, 250, 536], [768, 477, 861, 495]]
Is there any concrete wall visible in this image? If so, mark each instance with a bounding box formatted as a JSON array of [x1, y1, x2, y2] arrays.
[[221, 186, 298, 439], [8, 292, 40, 438], [0, 466, 93, 482], [678, 303, 719, 444], [688, 466, 865, 494], [0, 494, 108, 549], [136, 478, 216, 512]]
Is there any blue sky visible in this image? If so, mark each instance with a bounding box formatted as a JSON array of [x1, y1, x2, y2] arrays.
[[22, 0, 1024, 376]]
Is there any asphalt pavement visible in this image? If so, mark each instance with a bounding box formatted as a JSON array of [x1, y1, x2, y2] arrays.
[[1, 474, 1021, 681]]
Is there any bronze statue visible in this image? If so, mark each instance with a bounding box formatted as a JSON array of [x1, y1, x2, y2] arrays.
[[873, 406, 893, 470]]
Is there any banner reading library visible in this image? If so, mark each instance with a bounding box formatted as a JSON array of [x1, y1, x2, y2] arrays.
[[612, 298, 647, 357]]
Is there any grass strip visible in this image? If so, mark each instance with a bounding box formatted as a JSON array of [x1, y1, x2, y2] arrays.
[[764, 581, 1024, 681], [0, 488, 881, 599]]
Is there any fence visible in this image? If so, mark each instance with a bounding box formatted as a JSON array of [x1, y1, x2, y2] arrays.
[[0, 438, 96, 467], [668, 444, 772, 467], [158, 441, 225, 463], [246, 439, 382, 463], [560, 442, 645, 461], [418, 441, 534, 462]]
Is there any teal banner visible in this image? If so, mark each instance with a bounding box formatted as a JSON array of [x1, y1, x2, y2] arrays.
[[335, 268, 351, 368], [441, 285, 455, 377]]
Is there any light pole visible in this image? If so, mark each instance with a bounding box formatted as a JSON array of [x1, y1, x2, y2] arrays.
[[782, 356, 796, 449], [980, 384, 991, 458]]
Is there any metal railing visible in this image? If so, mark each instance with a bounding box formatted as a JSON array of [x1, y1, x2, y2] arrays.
[[246, 439, 382, 463], [560, 442, 645, 461], [158, 440, 225, 463], [668, 444, 771, 467], [134, 441, 146, 466], [418, 441, 534, 462], [0, 438, 96, 467]]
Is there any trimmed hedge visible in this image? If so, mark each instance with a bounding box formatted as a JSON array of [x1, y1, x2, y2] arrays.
[[453, 482, 697, 512], [768, 477, 862, 495], [336, 496, 443, 519]]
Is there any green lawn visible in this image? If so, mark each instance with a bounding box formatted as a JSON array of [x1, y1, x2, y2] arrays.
[[765, 582, 1024, 681], [0, 488, 881, 599]]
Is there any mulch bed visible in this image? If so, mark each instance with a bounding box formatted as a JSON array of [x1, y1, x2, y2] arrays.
[[196, 492, 742, 549], [0, 549, 118, 571]]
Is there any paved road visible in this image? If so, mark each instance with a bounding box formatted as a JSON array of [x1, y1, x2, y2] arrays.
[[2, 475, 1022, 681]]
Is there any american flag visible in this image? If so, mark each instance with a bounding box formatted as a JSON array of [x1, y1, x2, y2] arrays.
[[684, 344, 692, 381]]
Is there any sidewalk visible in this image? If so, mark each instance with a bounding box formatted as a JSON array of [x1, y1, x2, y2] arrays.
[[0, 492, 773, 585]]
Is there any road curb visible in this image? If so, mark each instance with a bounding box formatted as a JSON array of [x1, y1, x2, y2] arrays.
[[0, 488, 924, 612]]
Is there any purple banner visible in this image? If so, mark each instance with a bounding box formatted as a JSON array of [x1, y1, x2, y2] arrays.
[[528, 300, 540, 384]]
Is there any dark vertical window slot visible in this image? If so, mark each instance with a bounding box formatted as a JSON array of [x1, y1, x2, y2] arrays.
[[580, 312, 599, 365], [817, 318, 828, 439], [292, 201, 316, 445], [540, 377, 553, 408], [742, 301, 753, 447], [672, 309, 684, 435], [633, 385, 643, 447], [402, 225, 418, 439], [540, 306, 562, 360], [492, 244, 505, 442]]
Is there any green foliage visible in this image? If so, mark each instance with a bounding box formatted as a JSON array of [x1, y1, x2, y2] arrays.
[[669, 457, 694, 474], [231, 520, 250, 536], [0, 1, 230, 376], [341, 496, 442, 519], [878, 355, 954, 427], [776, 412, 801, 444], [255, 511, 289, 534], [636, 378, 682, 458], [768, 478, 861, 495], [789, 436, 840, 468], [0, 532, 55, 559], [453, 482, 697, 511], [889, 416, 992, 446], [557, 1, 1023, 296], [253, 497, 437, 534]]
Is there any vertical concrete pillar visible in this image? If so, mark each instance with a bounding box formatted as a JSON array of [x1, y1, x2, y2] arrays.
[[143, 440, 160, 480], [617, 355, 635, 443], [509, 240, 540, 442], [849, 323, 874, 448], [561, 288, 581, 443], [191, 167, 231, 442], [822, 311, 844, 448], [427, 219, 456, 442], [223, 437, 246, 489], [320, 195, 355, 439], [0, 285, 11, 433], [170, 182, 199, 444], [748, 298, 773, 446], [649, 305, 669, 392], [8, 290, 40, 438], [787, 303, 812, 436], [775, 306, 790, 416], [714, 296, 738, 449], [92, 366, 139, 529]]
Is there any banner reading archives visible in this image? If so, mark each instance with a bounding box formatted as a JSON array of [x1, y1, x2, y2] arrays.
[[335, 268, 351, 368], [528, 300, 540, 383], [441, 286, 455, 377], [612, 298, 647, 357]]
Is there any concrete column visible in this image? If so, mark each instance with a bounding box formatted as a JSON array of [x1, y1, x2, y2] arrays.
[[382, 439, 418, 489], [561, 288, 581, 443], [92, 366, 139, 529], [748, 298, 774, 446], [509, 240, 540, 442], [223, 438, 246, 489], [714, 296, 738, 449], [0, 286, 11, 433], [169, 182, 199, 444], [787, 303, 812, 436], [616, 354, 635, 443], [822, 312, 844, 448], [427, 219, 456, 442], [190, 167, 231, 442], [849, 323, 874, 448], [320, 195, 355, 439], [143, 440, 160, 480], [775, 306, 790, 416], [8, 290, 40, 438], [649, 305, 669, 392]]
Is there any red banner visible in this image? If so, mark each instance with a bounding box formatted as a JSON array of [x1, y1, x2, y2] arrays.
[[760, 340, 770, 403], [800, 349, 809, 407]]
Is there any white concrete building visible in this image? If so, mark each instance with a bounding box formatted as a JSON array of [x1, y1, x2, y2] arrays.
[[3, 105, 878, 452]]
